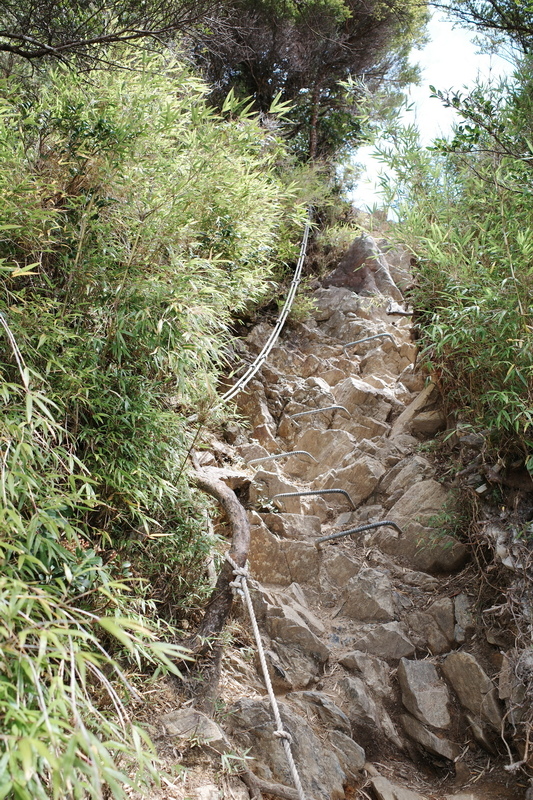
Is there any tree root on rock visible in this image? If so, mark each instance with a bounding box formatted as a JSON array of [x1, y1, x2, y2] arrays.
[[241, 769, 318, 800], [174, 454, 250, 711]]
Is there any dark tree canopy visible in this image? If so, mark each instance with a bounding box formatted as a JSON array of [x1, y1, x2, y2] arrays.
[[192, 0, 426, 158], [437, 0, 533, 51], [0, 0, 426, 160], [0, 0, 219, 61]]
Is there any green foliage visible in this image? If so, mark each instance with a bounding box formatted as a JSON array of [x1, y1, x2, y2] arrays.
[[374, 71, 533, 467], [0, 48, 307, 795], [439, 0, 533, 52], [0, 576, 188, 800], [0, 0, 218, 62], [195, 0, 427, 159]]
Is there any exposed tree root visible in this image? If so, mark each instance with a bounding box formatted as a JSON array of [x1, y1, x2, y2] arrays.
[[175, 456, 250, 710], [241, 769, 318, 800]]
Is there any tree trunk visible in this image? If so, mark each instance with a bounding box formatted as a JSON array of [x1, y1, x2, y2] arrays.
[[308, 83, 321, 160]]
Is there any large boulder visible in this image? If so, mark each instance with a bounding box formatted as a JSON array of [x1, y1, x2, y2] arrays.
[[339, 676, 403, 749], [287, 691, 352, 735], [378, 479, 468, 572], [349, 622, 415, 660], [339, 650, 392, 698], [442, 652, 503, 730], [322, 235, 403, 302], [320, 455, 386, 507], [333, 376, 393, 423], [226, 698, 345, 800], [397, 659, 451, 729], [340, 568, 396, 622], [400, 714, 461, 761]]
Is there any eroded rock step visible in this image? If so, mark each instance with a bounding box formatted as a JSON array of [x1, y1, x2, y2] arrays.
[[182, 235, 523, 800]]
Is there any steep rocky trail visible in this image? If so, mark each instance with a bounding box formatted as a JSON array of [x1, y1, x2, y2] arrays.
[[158, 236, 527, 800]]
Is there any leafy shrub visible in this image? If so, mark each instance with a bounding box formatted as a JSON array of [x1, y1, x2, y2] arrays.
[[375, 79, 533, 469], [0, 49, 308, 795]]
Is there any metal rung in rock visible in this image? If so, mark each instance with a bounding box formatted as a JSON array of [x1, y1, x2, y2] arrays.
[[248, 450, 318, 466], [272, 489, 356, 510], [343, 333, 394, 352], [289, 405, 349, 419], [315, 520, 403, 547]]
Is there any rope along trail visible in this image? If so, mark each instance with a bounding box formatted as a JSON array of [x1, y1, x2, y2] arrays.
[[227, 555, 308, 800], [218, 210, 312, 406]]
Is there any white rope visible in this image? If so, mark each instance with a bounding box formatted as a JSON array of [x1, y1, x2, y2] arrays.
[[217, 210, 312, 408], [226, 554, 307, 800]]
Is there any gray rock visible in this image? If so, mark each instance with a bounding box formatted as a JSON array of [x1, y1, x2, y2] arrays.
[[410, 409, 447, 436], [247, 513, 291, 585], [442, 652, 503, 729], [340, 568, 395, 622], [320, 455, 386, 507], [249, 471, 302, 513], [226, 698, 345, 800], [398, 569, 439, 591], [333, 376, 393, 423], [465, 713, 498, 754], [284, 428, 356, 482], [262, 512, 322, 541], [371, 775, 428, 800], [322, 234, 403, 302], [194, 785, 219, 800], [338, 650, 392, 698], [355, 622, 415, 660], [281, 540, 321, 586], [397, 659, 451, 729], [270, 641, 321, 689], [328, 730, 365, 779], [381, 480, 468, 572], [427, 597, 455, 644], [159, 709, 230, 753], [454, 594, 475, 643], [312, 287, 368, 320], [400, 714, 461, 761], [270, 590, 325, 636], [267, 603, 330, 665], [340, 676, 403, 748], [379, 455, 434, 498], [287, 691, 351, 735], [256, 648, 293, 694], [389, 383, 437, 438], [235, 381, 278, 451], [407, 610, 452, 656], [321, 551, 360, 588]]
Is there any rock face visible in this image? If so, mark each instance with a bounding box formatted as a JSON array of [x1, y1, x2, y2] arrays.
[[442, 652, 503, 729], [227, 698, 345, 800], [322, 234, 403, 302], [397, 659, 451, 729], [189, 232, 521, 800], [340, 568, 395, 622]]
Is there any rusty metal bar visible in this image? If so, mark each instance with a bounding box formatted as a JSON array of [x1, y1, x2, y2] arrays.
[[343, 333, 394, 352], [272, 489, 356, 510], [315, 520, 403, 546], [289, 405, 349, 419], [248, 450, 318, 466]]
